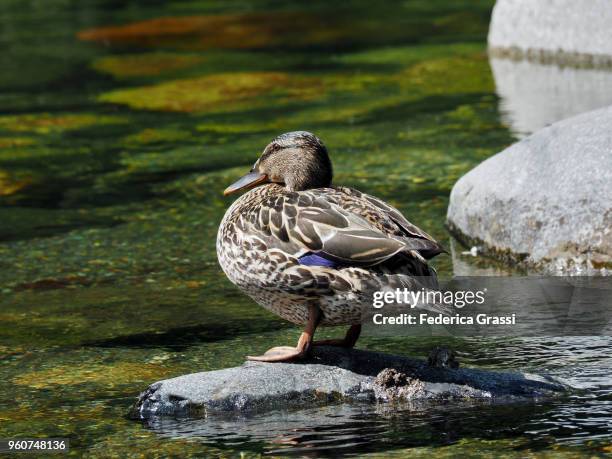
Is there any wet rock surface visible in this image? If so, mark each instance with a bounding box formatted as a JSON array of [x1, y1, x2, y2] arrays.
[[447, 105, 612, 274], [131, 346, 569, 419]]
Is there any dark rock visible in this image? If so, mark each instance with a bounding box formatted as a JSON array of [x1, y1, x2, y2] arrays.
[[373, 368, 426, 401], [427, 346, 459, 369], [375, 368, 410, 388], [130, 346, 569, 419]]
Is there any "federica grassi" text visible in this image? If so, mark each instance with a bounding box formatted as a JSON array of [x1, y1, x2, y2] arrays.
[[372, 313, 516, 326]]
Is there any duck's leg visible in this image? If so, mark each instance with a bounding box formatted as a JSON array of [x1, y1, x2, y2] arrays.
[[313, 324, 361, 348], [247, 305, 321, 363]]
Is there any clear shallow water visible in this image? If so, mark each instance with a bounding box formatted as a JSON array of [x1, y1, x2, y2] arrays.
[[0, 0, 610, 457]]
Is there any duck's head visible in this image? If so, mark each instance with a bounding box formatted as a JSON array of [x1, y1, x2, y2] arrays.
[[224, 131, 332, 195]]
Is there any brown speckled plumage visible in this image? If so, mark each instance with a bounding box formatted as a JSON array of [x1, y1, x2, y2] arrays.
[[217, 182, 443, 326]]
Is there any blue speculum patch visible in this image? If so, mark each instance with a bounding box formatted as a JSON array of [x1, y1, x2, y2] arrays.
[[298, 252, 339, 268]]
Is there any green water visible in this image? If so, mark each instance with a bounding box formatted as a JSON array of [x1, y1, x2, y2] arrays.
[[1, 1, 610, 457]]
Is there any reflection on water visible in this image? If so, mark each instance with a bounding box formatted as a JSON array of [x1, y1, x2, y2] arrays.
[[144, 403, 551, 456], [490, 57, 612, 137]]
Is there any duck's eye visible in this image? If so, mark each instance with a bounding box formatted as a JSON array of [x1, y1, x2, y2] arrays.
[[268, 143, 282, 153]]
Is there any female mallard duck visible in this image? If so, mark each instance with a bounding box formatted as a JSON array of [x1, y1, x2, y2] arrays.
[[217, 131, 444, 362]]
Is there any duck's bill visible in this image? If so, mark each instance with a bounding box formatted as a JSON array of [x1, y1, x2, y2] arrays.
[[223, 171, 268, 195]]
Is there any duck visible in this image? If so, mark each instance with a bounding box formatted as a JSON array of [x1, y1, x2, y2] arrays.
[[217, 131, 445, 362]]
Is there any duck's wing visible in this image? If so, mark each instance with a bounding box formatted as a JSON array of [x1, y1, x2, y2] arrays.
[[245, 189, 432, 267], [329, 187, 445, 259]]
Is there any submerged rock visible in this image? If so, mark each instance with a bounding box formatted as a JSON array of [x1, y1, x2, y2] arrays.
[[447, 105, 612, 274], [131, 346, 568, 419]]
